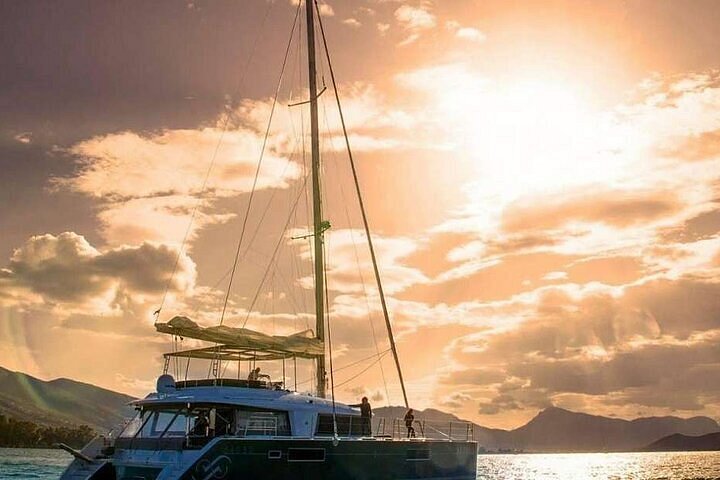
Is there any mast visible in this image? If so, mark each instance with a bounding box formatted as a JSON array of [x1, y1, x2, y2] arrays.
[[306, 0, 326, 398]]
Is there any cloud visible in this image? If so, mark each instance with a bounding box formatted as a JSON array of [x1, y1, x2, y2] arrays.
[[662, 129, 720, 162], [342, 18, 361, 28], [395, 4, 436, 30], [294, 229, 427, 295], [61, 128, 298, 201], [289, 0, 333, 16], [14, 132, 32, 144], [445, 20, 486, 42], [394, 4, 435, 45], [441, 277, 720, 418], [662, 207, 720, 243], [501, 188, 681, 234], [0, 232, 195, 313]]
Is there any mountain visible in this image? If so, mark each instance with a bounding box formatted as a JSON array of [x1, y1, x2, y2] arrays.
[[375, 405, 719, 452], [2, 366, 718, 452], [644, 432, 720, 451], [504, 406, 719, 452], [0, 366, 135, 431]]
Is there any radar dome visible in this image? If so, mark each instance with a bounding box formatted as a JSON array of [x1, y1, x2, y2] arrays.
[[156, 374, 176, 393]]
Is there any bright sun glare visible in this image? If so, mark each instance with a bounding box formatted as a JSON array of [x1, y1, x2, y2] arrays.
[[424, 70, 632, 203]]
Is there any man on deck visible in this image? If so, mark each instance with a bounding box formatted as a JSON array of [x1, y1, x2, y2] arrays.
[[350, 397, 372, 436]]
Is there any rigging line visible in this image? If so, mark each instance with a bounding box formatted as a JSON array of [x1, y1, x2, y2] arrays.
[[333, 352, 390, 389], [238, 138, 299, 265], [219, 1, 302, 327], [293, 348, 391, 387], [154, 0, 275, 324], [241, 173, 310, 329], [318, 92, 391, 406], [315, 0, 409, 409], [322, 233, 338, 433]]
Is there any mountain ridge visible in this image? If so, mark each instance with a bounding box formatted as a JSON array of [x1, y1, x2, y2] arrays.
[[643, 431, 720, 451], [0, 366, 135, 431], [373, 405, 719, 452], [1, 366, 718, 452]]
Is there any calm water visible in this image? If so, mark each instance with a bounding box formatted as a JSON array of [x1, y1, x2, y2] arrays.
[[0, 448, 72, 479], [1, 448, 718, 479]]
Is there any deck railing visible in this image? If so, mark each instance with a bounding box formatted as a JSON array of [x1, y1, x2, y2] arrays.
[[374, 418, 474, 441]]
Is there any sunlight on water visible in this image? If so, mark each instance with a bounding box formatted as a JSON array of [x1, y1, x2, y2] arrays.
[[477, 452, 720, 480], [1, 448, 719, 479]]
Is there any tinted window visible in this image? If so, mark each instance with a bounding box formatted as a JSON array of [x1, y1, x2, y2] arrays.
[[288, 448, 325, 462], [316, 415, 364, 436]]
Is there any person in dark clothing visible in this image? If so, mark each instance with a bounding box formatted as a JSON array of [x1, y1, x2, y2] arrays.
[[404, 408, 416, 438], [248, 367, 261, 382], [350, 397, 372, 436], [191, 411, 209, 436]]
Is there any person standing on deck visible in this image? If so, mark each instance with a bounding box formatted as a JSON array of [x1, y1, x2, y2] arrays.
[[404, 409, 416, 438], [350, 397, 372, 436]]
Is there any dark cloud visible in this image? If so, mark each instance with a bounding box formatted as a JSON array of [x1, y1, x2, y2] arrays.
[[1, 232, 195, 305], [448, 277, 720, 412], [443, 368, 506, 386], [512, 337, 720, 409]]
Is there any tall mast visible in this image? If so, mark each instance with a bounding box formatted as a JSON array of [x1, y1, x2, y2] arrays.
[[306, 0, 326, 398]]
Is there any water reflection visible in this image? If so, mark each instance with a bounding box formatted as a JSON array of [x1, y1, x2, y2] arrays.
[[477, 451, 720, 480]]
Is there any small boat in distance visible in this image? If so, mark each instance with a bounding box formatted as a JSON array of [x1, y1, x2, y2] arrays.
[[60, 1, 477, 479]]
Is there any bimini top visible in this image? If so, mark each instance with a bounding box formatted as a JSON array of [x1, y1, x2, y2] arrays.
[[156, 316, 324, 361]]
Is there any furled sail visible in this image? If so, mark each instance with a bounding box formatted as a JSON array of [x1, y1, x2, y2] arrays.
[[156, 316, 324, 358]]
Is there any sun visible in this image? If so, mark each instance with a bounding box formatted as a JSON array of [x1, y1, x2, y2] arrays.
[[436, 72, 631, 201]]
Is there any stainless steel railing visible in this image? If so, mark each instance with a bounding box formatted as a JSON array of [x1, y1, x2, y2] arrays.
[[374, 418, 474, 441]]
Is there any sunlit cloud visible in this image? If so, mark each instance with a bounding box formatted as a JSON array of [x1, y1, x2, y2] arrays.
[[289, 0, 333, 17], [445, 20, 486, 42], [394, 3, 436, 46], [13, 132, 32, 144], [342, 18, 361, 28]]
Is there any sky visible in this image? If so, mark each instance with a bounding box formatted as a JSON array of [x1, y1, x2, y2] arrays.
[[1, 0, 720, 429]]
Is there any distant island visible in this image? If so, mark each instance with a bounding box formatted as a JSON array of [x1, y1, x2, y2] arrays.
[[1, 365, 719, 452], [643, 431, 720, 452], [372, 404, 720, 453]]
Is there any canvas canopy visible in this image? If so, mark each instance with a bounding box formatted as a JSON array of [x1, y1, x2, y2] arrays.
[[156, 316, 324, 359]]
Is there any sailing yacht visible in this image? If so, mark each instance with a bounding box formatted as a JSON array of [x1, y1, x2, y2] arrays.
[[59, 1, 477, 479]]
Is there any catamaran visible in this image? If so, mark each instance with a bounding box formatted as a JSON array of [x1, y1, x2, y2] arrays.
[[59, 1, 477, 479]]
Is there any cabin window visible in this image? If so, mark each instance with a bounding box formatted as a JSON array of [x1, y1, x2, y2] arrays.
[[316, 414, 364, 436], [236, 409, 290, 436], [118, 411, 144, 438], [288, 448, 325, 462], [267, 450, 282, 459], [134, 409, 187, 438]]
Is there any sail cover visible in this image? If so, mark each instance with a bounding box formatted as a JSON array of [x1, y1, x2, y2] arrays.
[[156, 316, 324, 358]]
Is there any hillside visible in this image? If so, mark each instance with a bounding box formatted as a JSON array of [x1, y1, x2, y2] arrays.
[[1, 366, 717, 452], [374, 405, 719, 452], [504, 406, 719, 452], [644, 432, 720, 451], [0, 366, 135, 431]]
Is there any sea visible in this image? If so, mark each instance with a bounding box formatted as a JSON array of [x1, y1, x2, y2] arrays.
[[0, 448, 718, 479]]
